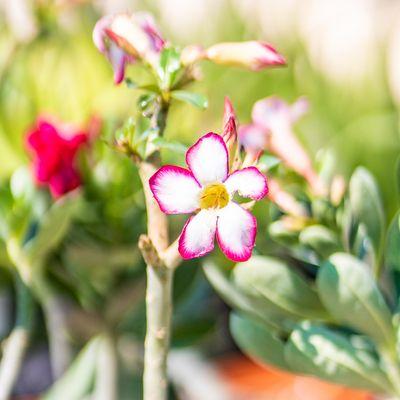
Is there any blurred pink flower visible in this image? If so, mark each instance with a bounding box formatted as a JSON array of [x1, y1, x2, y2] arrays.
[[93, 12, 165, 84], [150, 133, 268, 261], [268, 178, 307, 217], [26, 117, 87, 199], [240, 96, 326, 196], [205, 41, 285, 71]]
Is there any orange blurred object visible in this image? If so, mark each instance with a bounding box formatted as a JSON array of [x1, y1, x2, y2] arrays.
[[218, 355, 373, 400]]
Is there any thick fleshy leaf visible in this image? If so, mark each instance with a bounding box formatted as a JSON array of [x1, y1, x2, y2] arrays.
[[203, 261, 294, 331], [349, 167, 385, 262], [26, 193, 82, 262], [149, 166, 201, 214], [317, 253, 395, 347], [171, 91, 208, 109], [44, 337, 100, 400], [178, 210, 217, 259], [230, 313, 289, 371], [299, 225, 341, 258], [224, 167, 268, 200], [216, 202, 256, 262], [233, 255, 327, 319], [186, 133, 228, 185], [386, 211, 400, 272], [285, 322, 390, 393]]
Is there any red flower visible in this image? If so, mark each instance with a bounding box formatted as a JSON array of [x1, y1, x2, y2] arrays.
[[26, 118, 87, 198]]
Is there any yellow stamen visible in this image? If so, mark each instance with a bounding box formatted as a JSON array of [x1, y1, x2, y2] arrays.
[[199, 183, 229, 209]]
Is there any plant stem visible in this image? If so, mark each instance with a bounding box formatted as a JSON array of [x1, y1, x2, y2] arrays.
[[138, 98, 182, 400], [143, 264, 173, 400], [139, 158, 172, 400], [0, 275, 34, 400], [42, 294, 73, 379], [94, 334, 118, 400]]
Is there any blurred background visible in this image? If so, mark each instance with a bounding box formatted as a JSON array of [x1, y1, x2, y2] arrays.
[[0, 0, 400, 399]]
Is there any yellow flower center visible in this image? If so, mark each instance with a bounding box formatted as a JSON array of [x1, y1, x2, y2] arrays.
[[199, 183, 229, 209]]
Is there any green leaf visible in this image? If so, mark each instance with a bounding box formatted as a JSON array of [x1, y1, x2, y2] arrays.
[[158, 47, 181, 89], [170, 90, 208, 110], [386, 211, 400, 272], [299, 225, 341, 258], [152, 137, 187, 154], [233, 256, 327, 320], [203, 260, 291, 331], [317, 253, 395, 346], [26, 193, 82, 262], [230, 313, 290, 371], [43, 336, 100, 400], [285, 322, 390, 393], [258, 154, 281, 171], [349, 167, 385, 262], [269, 220, 299, 246]]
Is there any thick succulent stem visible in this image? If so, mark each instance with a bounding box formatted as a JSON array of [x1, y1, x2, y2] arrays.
[[0, 275, 34, 400], [42, 294, 73, 379], [94, 333, 118, 400], [143, 264, 173, 400]]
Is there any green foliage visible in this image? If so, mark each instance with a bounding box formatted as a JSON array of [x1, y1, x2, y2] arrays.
[[230, 313, 289, 370], [299, 225, 341, 258], [317, 253, 395, 347], [233, 255, 327, 320], [43, 337, 100, 400], [348, 167, 385, 264], [285, 322, 390, 393], [170, 91, 208, 110]]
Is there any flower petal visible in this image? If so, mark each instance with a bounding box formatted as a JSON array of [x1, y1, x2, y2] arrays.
[[224, 167, 268, 200], [109, 43, 128, 84], [216, 202, 257, 262], [186, 132, 228, 185], [238, 123, 268, 152], [178, 210, 217, 259], [149, 166, 201, 214]]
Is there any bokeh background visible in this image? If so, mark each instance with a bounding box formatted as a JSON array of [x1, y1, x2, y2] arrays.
[[1, 0, 400, 399], [2, 0, 400, 217]]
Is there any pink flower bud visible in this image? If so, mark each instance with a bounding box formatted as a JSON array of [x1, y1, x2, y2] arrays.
[[93, 12, 165, 84], [180, 45, 206, 66], [205, 41, 286, 71], [221, 97, 239, 170]]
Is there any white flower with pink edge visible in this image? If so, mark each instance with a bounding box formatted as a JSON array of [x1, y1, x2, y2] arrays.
[[150, 133, 268, 262]]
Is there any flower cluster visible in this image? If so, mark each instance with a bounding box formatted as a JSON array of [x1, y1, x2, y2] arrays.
[[26, 117, 87, 198], [150, 100, 268, 262]]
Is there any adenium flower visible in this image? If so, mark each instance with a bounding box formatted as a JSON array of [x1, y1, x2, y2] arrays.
[[93, 12, 165, 84], [149, 133, 268, 261], [205, 41, 286, 71], [26, 117, 87, 198], [239, 96, 326, 196]]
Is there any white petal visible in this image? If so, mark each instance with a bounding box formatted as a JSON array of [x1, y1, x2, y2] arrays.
[[178, 210, 217, 259], [216, 202, 257, 262], [186, 133, 228, 185], [149, 166, 201, 214], [224, 167, 268, 200]]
